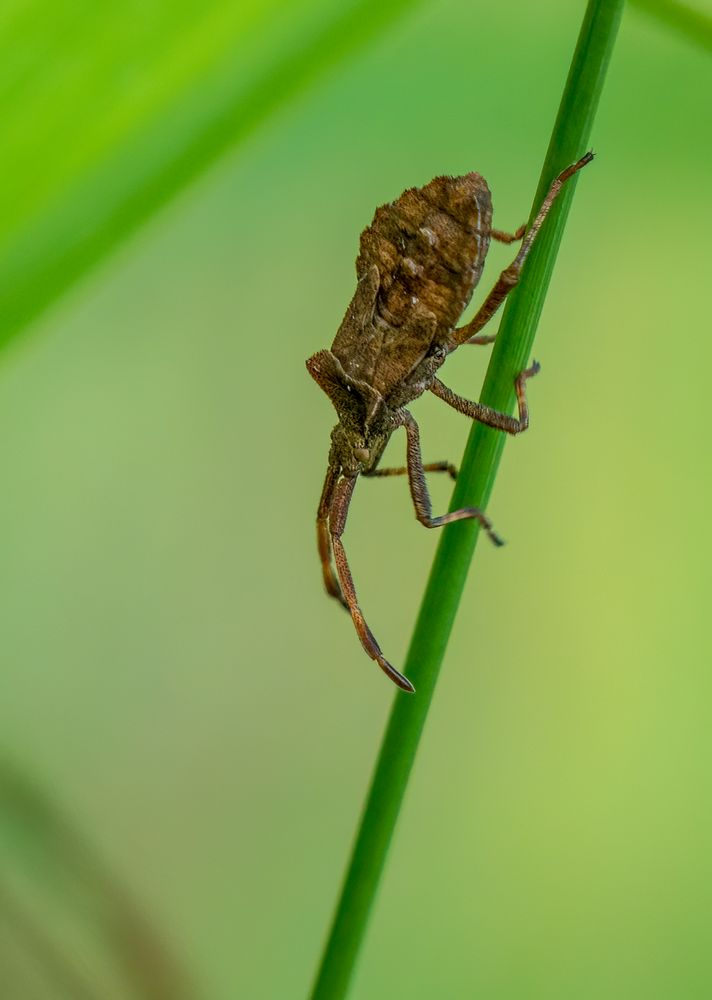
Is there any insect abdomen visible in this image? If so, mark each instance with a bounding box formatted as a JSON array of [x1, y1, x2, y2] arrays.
[[356, 173, 493, 335]]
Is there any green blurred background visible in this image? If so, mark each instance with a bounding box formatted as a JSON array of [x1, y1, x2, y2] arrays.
[[1, 1, 711, 997]]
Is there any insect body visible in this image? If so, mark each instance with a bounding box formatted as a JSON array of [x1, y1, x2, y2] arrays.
[[307, 153, 592, 693]]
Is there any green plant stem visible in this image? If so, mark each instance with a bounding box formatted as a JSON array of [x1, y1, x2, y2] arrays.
[[309, 2, 623, 998]]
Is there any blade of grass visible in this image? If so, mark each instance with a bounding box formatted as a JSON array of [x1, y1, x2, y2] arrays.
[[309, 1, 624, 997], [0, 0, 421, 353], [629, 0, 712, 52], [0, 760, 194, 999], [0, 882, 102, 1000]]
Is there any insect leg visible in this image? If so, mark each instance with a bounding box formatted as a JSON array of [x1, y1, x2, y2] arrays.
[[491, 224, 526, 244], [463, 333, 497, 346], [453, 152, 593, 345], [329, 475, 415, 693], [454, 217, 529, 343], [396, 410, 503, 545], [429, 362, 540, 435], [317, 463, 347, 609], [365, 461, 457, 480]]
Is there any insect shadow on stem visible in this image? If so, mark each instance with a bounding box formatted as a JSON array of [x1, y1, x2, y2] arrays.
[[307, 153, 593, 693]]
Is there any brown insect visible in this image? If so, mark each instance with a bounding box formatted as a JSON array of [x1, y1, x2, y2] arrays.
[[307, 153, 592, 693]]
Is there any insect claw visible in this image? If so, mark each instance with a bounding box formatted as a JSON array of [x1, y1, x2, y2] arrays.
[[460, 507, 504, 546]]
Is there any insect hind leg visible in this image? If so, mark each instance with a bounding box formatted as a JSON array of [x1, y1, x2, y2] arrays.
[[453, 152, 593, 346], [491, 223, 526, 244]]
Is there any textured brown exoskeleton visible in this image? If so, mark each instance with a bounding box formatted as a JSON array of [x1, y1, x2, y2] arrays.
[[307, 153, 592, 693]]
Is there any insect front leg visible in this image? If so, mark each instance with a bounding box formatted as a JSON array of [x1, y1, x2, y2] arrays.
[[329, 475, 415, 693], [396, 410, 503, 545], [429, 362, 540, 435], [317, 462, 347, 609], [453, 152, 593, 346], [462, 332, 497, 346], [365, 461, 457, 480]]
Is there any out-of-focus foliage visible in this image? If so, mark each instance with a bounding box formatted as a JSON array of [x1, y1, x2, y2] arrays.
[[0, 0, 419, 349], [630, 0, 712, 50], [0, 761, 192, 998]]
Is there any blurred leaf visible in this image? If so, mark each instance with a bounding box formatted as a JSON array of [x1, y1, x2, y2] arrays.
[[0, 0, 420, 352], [629, 0, 712, 52], [0, 760, 195, 999]]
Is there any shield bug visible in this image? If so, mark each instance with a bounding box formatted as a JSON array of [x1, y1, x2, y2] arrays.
[[307, 153, 592, 693]]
